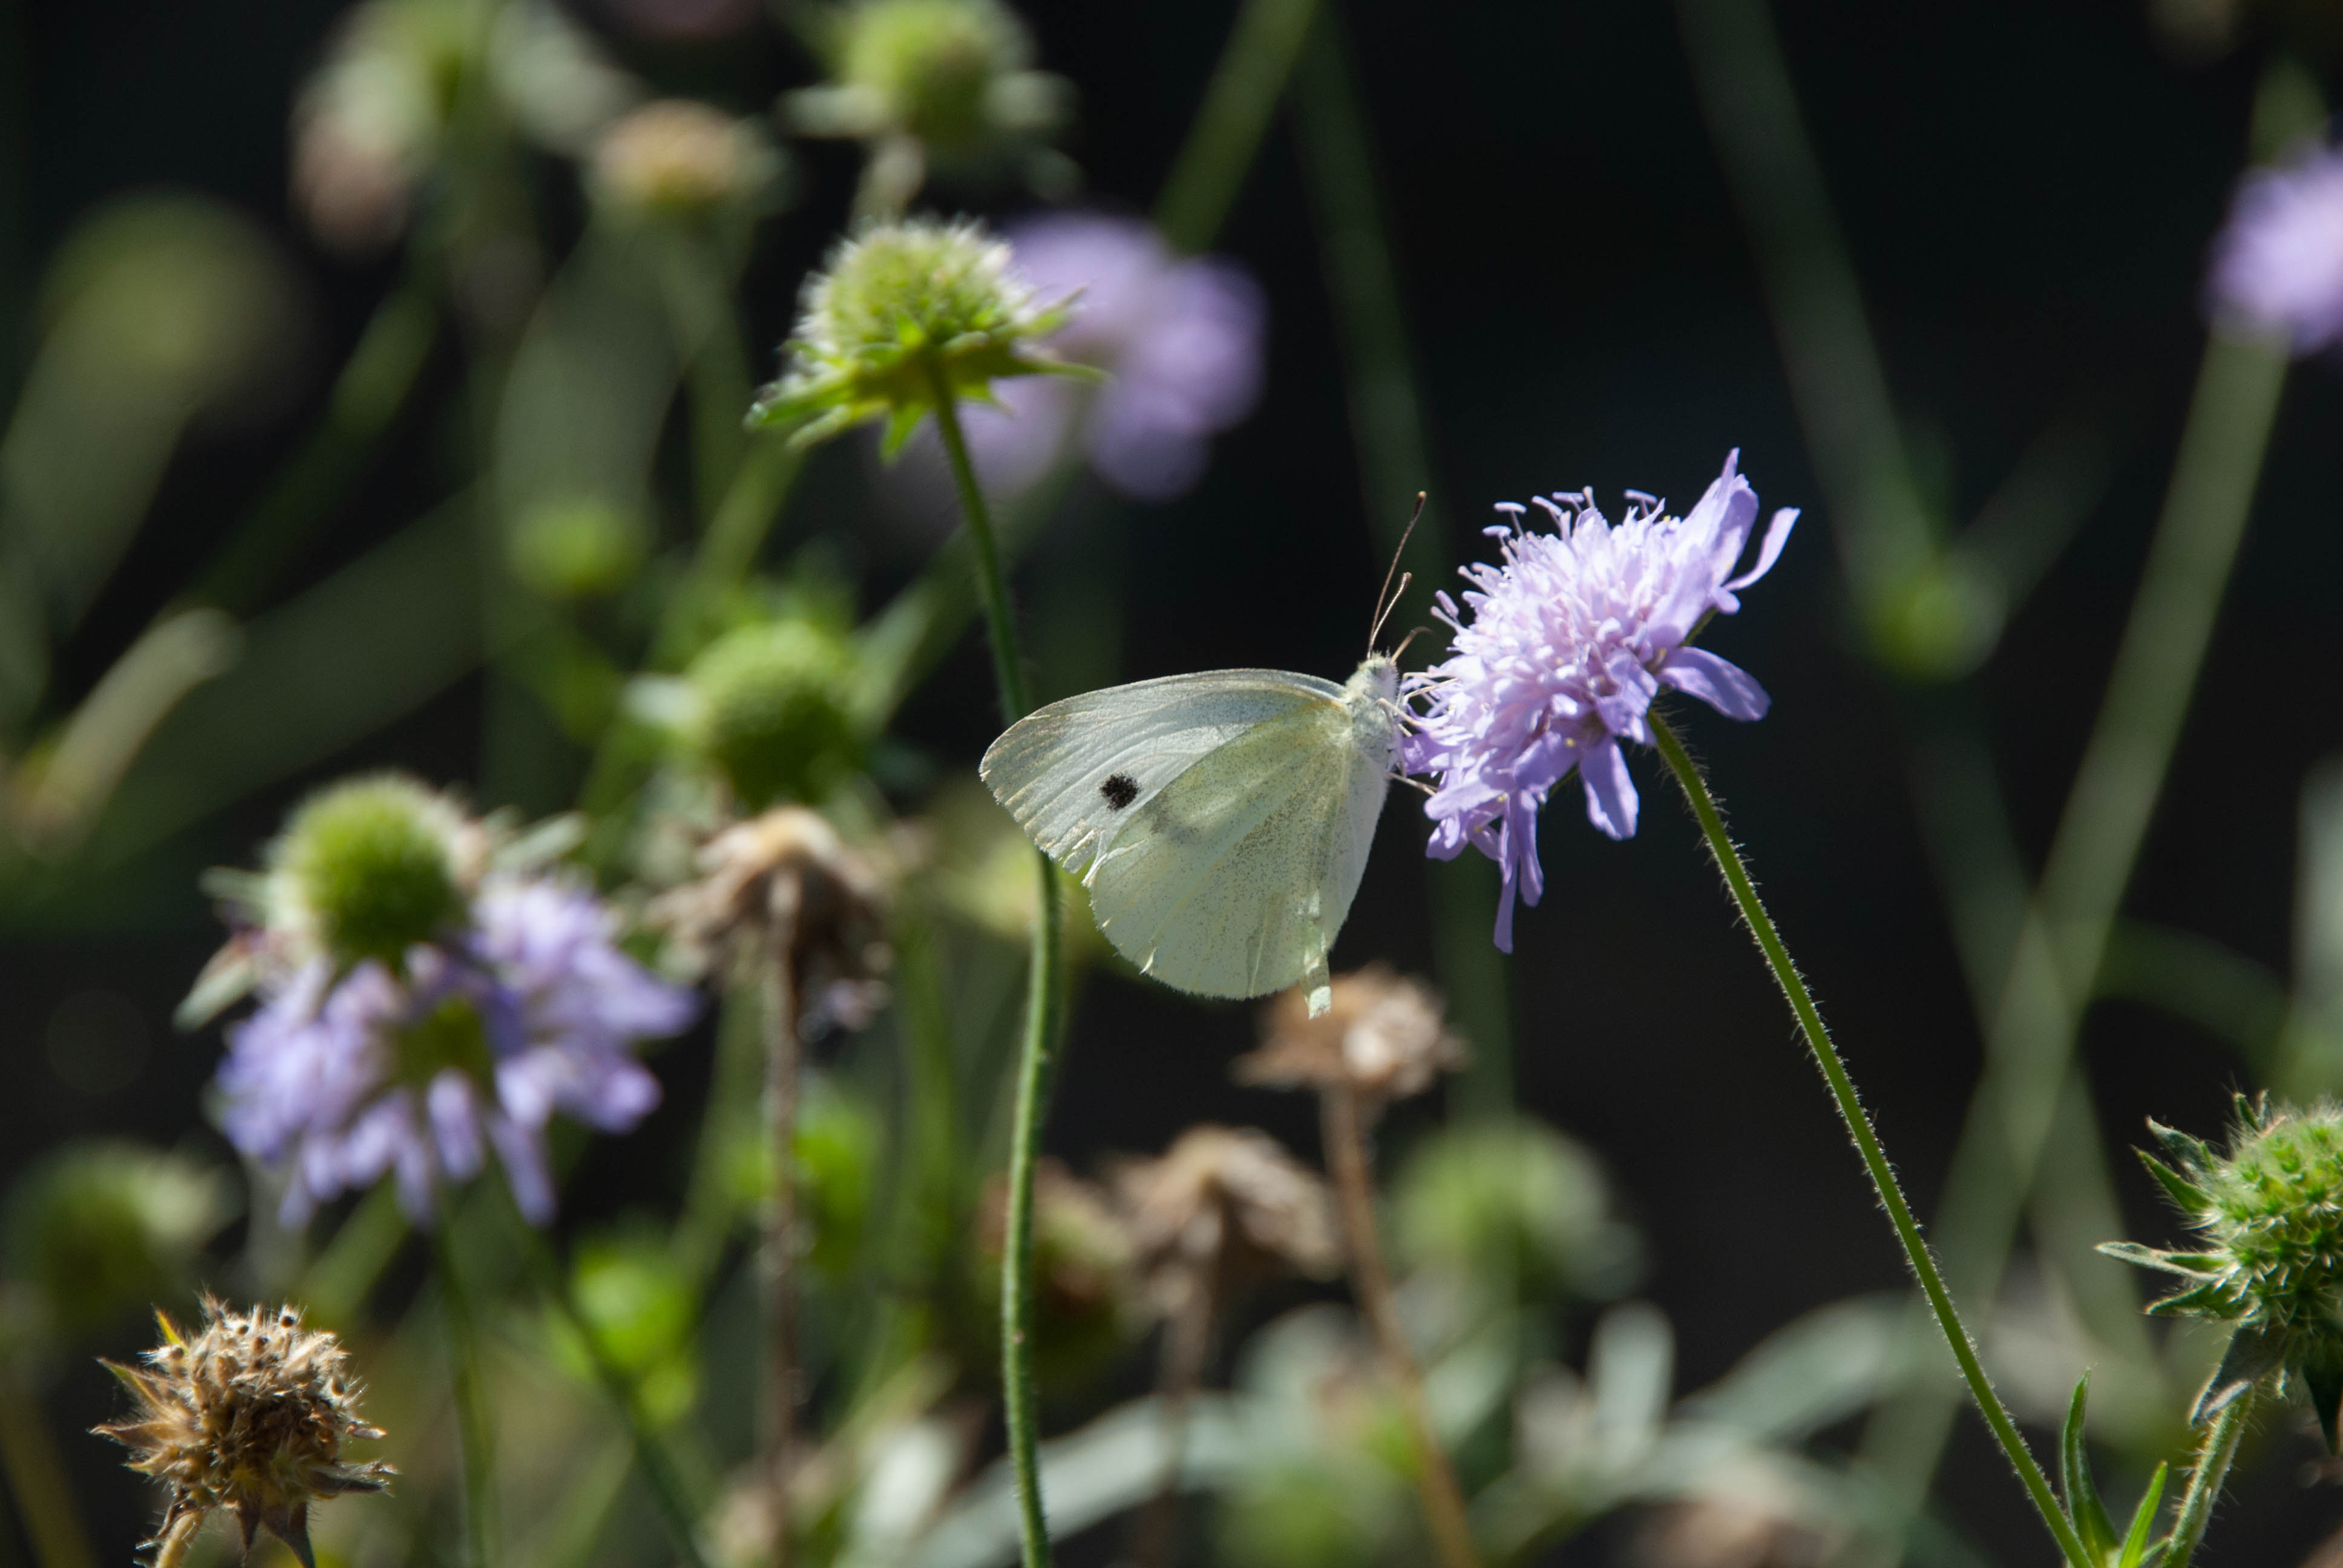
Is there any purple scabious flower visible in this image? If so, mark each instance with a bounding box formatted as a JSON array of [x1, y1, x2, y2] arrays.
[[2207, 143, 2343, 354], [909, 212, 1265, 503], [1402, 451, 1798, 951], [217, 874, 696, 1226]]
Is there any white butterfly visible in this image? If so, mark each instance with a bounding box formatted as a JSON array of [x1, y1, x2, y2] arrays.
[[980, 653, 1401, 1018]]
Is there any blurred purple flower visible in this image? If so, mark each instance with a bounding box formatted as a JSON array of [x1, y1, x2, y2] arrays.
[[1401, 451, 1798, 951], [2208, 143, 2343, 353], [217, 874, 696, 1226], [921, 212, 1265, 502]]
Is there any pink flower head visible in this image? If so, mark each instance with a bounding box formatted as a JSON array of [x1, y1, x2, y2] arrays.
[[1402, 451, 1798, 950]]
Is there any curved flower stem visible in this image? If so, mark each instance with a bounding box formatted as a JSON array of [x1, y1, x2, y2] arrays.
[[1321, 1081, 1481, 1568], [0, 1359, 98, 1568], [926, 359, 1066, 1568], [2164, 1397, 2252, 1568], [432, 1215, 499, 1568], [759, 941, 803, 1567], [1154, 0, 1325, 253], [1648, 715, 2093, 1568]]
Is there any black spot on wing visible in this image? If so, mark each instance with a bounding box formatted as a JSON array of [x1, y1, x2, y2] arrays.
[[1100, 773, 1139, 810]]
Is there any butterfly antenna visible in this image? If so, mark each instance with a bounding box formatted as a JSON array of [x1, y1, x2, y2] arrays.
[[1368, 494, 1429, 652], [1391, 624, 1432, 665]]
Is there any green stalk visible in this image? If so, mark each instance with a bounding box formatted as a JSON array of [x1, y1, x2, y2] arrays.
[[1865, 324, 2290, 1514], [433, 1215, 499, 1568], [2163, 1396, 2251, 1568], [1649, 715, 2093, 1568], [0, 1361, 97, 1568], [520, 1233, 714, 1568], [1286, 11, 1514, 1111], [192, 264, 440, 615], [926, 359, 1064, 1568], [1153, 0, 1325, 253]]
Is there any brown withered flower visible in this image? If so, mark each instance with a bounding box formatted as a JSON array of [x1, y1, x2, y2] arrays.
[[1235, 964, 1464, 1109], [1112, 1125, 1340, 1314], [95, 1298, 393, 1568], [648, 805, 891, 1025]]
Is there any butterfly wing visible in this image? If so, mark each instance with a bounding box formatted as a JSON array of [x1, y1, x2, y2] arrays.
[[980, 669, 1345, 876], [1085, 693, 1390, 1007]]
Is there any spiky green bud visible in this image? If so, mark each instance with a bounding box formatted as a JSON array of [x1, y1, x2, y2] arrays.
[[273, 775, 469, 972], [684, 620, 861, 808], [746, 216, 1084, 451], [2102, 1096, 2343, 1446]]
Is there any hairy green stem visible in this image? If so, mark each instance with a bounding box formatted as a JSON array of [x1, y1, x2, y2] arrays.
[[1155, 0, 1325, 253], [759, 941, 802, 1567], [927, 361, 1064, 1568], [1864, 324, 2290, 1517], [2163, 1397, 2250, 1568], [1649, 716, 2092, 1568], [433, 1217, 499, 1568]]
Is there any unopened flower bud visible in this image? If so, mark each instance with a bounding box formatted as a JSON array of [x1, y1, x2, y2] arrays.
[[2105, 1096, 2343, 1446], [747, 216, 1081, 451], [272, 774, 471, 972], [588, 99, 783, 222], [684, 621, 862, 809]]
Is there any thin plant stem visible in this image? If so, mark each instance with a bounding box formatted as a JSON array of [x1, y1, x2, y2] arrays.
[[759, 940, 802, 1567], [1648, 714, 2094, 1568], [192, 263, 440, 615], [926, 360, 1065, 1568], [0, 1361, 97, 1568], [1154, 0, 1325, 254], [519, 1232, 715, 1568], [1320, 1081, 1481, 1568], [433, 1215, 499, 1568], [1286, 10, 1515, 1113], [1132, 1250, 1219, 1568], [2164, 1397, 2252, 1568], [1864, 324, 2291, 1515]]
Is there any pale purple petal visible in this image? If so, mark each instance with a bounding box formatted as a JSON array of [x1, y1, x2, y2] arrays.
[[1724, 508, 1800, 595], [1401, 451, 1795, 947], [1659, 646, 1772, 722], [2207, 144, 2343, 354], [428, 1071, 485, 1180], [1580, 739, 1639, 840], [486, 1112, 555, 1226]]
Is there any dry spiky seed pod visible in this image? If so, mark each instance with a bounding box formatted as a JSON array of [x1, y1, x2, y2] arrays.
[[94, 1297, 394, 1568]]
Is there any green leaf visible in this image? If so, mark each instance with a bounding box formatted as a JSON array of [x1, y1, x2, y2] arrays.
[[2146, 1278, 2238, 1318], [2117, 1462, 2168, 1568], [2191, 1322, 2282, 1424], [2134, 1151, 2210, 1213], [2097, 1241, 2214, 1277], [2059, 1376, 2120, 1559], [2146, 1119, 2216, 1177]]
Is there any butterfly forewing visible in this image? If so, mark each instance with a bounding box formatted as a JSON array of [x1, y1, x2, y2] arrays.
[[979, 670, 1345, 874]]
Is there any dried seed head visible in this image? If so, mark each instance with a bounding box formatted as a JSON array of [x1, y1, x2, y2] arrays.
[[94, 1297, 393, 1567], [647, 806, 891, 1024], [1110, 1125, 1340, 1317], [1236, 965, 1464, 1108]]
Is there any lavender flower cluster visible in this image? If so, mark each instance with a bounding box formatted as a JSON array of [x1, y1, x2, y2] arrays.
[[218, 873, 695, 1226], [1403, 452, 1798, 950]]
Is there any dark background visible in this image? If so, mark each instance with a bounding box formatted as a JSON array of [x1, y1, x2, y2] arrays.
[[7, 0, 2343, 1561]]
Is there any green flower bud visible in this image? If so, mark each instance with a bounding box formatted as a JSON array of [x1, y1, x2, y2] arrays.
[[272, 774, 470, 972], [588, 100, 785, 224], [786, 0, 1072, 212], [684, 620, 861, 808], [2, 1142, 236, 1344], [1391, 1116, 1640, 1307], [747, 216, 1084, 452], [507, 494, 649, 601], [2104, 1096, 2343, 1446]]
